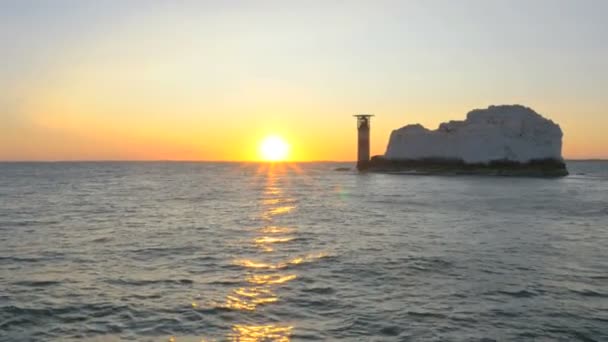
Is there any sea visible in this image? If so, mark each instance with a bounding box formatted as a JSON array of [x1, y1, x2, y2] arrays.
[[0, 161, 606, 341]]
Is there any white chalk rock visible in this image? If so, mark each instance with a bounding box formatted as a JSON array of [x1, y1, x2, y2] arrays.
[[384, 105, 563, 164]]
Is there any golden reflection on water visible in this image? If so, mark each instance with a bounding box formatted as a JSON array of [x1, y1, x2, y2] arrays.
[[188, 165, 312, 341], [247, 274, 297, 285], [254, 236, 294, 244], [260, 204, 296, 220], [230, 324, 292, 342], [223, 295, 257, 311], [260, 252, 330, 269], [234, 287, 272, 298], [235, 252, 330, 271], [254, 236, 294, 253], [266, 205, 295, 216], [260, 226, 294, 234], [234, 259, 282, 270], [213, 287, 279, 311], [264, 187, 282, 196], [261, 198, 295, 205]]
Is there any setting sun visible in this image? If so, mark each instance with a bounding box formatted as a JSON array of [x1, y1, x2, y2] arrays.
[[259, 136, 290, 161]]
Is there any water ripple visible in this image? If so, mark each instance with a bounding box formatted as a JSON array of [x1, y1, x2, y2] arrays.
[[1, 161, 607, 341]]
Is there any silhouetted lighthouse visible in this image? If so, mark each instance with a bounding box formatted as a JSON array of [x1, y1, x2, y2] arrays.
[[354, 114, 374, 170]]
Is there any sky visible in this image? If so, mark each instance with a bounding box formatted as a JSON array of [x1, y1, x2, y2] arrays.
[[1, 0, 607, 161]]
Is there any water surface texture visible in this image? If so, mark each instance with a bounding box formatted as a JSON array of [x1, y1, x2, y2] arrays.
[[1, 162, 607, 341]]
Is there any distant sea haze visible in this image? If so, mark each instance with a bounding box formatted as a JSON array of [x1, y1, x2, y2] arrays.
[[0, 161, 607, 341]]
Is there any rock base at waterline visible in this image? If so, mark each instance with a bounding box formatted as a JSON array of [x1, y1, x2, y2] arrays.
[[359, 156, 568, 177]]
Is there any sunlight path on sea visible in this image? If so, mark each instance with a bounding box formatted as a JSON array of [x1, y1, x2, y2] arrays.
[[225, 165, 295, 341], [3, 162, 607, 341], [186, 163, 319, 341]]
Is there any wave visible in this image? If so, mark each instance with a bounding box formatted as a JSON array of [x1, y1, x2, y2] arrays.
[[105, 278, 194, 286]]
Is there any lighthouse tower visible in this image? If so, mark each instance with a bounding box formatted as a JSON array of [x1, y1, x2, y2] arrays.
[[354, 114, 374, 170]]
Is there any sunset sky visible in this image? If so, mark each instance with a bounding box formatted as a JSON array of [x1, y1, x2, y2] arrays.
[[1, 0, 607, 161]]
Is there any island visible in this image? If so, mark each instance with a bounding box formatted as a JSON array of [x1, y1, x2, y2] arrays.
[[362, 105, 568, 177]]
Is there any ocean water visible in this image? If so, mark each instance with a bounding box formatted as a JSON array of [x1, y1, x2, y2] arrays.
[[0, 161, 607, 341]]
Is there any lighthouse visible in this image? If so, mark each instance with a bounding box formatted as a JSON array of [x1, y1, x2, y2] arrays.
[[354, 114, 374, 170]]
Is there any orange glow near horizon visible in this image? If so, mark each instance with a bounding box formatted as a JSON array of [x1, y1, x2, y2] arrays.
[[3, 108, 607, 161], [2, 81, 606, 161], [3, 68, 605, 161]]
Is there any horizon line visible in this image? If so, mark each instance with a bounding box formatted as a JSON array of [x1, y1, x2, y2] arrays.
[[0, 160, 358, 163], [0, 159, 607, 163]]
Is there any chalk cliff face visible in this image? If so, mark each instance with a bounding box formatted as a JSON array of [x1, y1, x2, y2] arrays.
[[384, 105, 563, 164]]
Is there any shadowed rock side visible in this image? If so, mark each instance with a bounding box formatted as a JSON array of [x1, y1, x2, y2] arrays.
[[364, 105, 568, 177], [362, 156, 568, 177]]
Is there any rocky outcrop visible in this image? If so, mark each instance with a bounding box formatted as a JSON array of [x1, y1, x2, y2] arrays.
[[366, 105, 567, 177]]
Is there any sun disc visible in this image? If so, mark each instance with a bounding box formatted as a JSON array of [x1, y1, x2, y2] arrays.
[[260, 136, 289, 161]]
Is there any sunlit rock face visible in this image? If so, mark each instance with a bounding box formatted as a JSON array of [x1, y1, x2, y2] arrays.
[[384, 105, 563, 163]]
